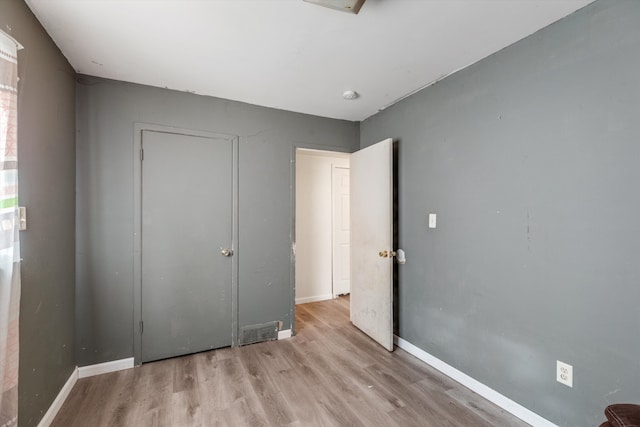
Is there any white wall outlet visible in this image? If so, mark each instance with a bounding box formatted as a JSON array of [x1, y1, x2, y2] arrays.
[[557, 360, 573, 387], [428, 213, 437, 228]]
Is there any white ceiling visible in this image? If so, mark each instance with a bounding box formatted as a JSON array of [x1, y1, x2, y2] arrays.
[[25, 0, 593, 122]]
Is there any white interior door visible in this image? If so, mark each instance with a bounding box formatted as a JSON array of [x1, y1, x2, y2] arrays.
[[350, 138, 394, 351], [332, 166, 350, 296]]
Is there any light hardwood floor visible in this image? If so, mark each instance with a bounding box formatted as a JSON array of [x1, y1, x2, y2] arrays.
[[52, 297, 529, 426]]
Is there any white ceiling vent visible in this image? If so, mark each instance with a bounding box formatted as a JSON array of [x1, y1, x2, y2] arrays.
[[303, 0, 366, 14]]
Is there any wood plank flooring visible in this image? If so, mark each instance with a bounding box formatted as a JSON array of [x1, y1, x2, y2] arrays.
[[52, 297, 529, 426]]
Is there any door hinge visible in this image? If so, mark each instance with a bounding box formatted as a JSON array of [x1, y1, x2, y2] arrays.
[[139, 320, 144, 334], [140, 148, 144, 161]]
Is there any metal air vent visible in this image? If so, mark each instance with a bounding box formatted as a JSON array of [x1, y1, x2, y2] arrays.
[[239, 321, 279, 346]]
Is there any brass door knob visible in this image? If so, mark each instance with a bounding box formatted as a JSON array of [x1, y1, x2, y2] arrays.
[[378, 250, 397, 258]]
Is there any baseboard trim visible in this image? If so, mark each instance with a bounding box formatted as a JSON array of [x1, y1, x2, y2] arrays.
[[78, 357, 134, 379], [295, 294, 333, 305], [394, 336, 558, 427], [278, 329, 292, 340], [37, 367, 78, 427]]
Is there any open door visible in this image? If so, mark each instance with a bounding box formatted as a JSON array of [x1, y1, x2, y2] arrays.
[[350, 138, 394, 351]]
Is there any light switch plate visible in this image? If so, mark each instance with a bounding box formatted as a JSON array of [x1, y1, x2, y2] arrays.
[[428, 213, 436, 228], [19, 206, 26, 230]]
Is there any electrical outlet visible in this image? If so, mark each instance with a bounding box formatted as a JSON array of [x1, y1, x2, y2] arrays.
[[557, 360, 573, 387]]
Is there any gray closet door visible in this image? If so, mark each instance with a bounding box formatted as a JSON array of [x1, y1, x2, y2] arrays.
[[141, 130, 233, 362]]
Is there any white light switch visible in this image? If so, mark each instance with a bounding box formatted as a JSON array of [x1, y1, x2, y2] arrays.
[[428, 213, 436, 228], [19, 206, 26, 231]]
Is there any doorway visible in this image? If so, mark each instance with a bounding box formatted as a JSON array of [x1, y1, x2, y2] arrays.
[[295, 148, 351, 305], [135, 127, 238, 364], [293, 139, 395, 351]]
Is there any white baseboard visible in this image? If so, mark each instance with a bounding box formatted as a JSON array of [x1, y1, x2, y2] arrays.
[[278, 329, 292, 340], [394, 336, 558, 427], [37, 367, 78, 427], [295, 294, 333, 305], [78, 357, 134, 379], [38, 357, 135, 426]]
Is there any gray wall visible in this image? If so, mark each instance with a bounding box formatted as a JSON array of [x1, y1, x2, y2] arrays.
[[361, 1, 639, 426], [76, 76, 359, 366], [0, 1, 76, 426]]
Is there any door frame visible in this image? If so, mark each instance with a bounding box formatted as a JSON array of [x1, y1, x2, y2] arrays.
[[290, 143, 352, 337], [133, 123, 239, 365], [331, 165, 351, 298]]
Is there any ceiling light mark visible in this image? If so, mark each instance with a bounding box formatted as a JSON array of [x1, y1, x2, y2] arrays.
[[342, 90, 359, 100]]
